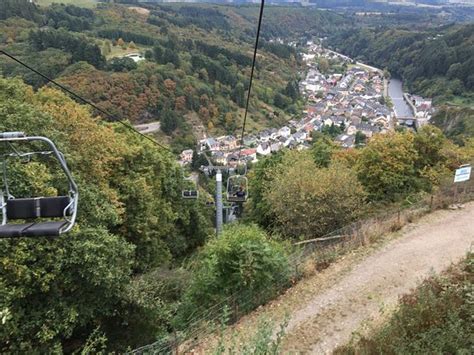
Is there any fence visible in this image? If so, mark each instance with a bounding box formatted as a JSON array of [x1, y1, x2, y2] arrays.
[[130, 178, 474, 354]]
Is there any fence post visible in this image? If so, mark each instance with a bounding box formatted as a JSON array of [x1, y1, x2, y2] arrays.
[[430, 195, 434, 211], [397, 209, 401, 224]]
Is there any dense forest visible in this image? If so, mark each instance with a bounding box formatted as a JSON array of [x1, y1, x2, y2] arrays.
[[1, 0, 473, 352]]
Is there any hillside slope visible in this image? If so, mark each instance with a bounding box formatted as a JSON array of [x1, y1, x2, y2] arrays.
[[280, 202, 474, 353], [195, 202, 474, 353]]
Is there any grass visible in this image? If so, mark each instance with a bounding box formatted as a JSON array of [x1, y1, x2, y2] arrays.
[[335, 252, 473, 354], [106, 45, 146, 60], [35, 0, 97, 8]]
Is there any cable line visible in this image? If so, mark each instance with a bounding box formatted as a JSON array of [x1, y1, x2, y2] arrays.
[[0, 49, 173, 153], [238, 0, 265, 159]]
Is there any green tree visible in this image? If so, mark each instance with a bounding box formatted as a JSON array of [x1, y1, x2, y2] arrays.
[[264, 151, 366, 239], [161, 108, 178, 134], [232, 82, 245, 107], [106, 57, 137, 72], [319, 57, 329, 73], [356, 132, 420, 201], [355, 131, 367, 147], [181, 224, 290, 319], [311, 134, 339, 168]]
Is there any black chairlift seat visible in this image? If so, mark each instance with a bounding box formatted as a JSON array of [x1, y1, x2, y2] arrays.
[[0, 197, 72, 237], [182, 190, 199, 199], [0, 132, 78, 238]]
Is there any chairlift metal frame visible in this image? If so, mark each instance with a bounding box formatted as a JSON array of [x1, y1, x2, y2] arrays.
[[0, 132, 79, 238], [226, 160, 248, 203], [181, 171, 199, 200]]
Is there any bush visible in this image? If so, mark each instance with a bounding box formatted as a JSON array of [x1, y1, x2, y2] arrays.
[[180, 224, 291, 323]]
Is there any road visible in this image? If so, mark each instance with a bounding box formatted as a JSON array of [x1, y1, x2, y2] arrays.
[[134, 121, 160, 134], [281, 202, 474, 353]]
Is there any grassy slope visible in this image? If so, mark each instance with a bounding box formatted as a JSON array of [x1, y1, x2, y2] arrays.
[[335, 252, 473, 354], [35, 0, 97, 8]]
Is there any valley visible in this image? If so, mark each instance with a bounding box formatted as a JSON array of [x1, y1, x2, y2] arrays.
[[0, 0, 472, 353]]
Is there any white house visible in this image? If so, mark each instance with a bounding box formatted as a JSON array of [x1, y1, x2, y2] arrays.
[[205, 138, 220, 151], [180, 149, 193, 164], [292, 131, 307, 143], [279, 126, 291, 138], [257, 142, 271, 156], [270, 142, 282, 153], [124, 53, 145, 63]]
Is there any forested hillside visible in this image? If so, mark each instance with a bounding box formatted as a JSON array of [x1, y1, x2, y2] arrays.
[[0, 0, 350, 152], [0, 77, 214, 352], [329, 24, 474, 104], [2, 78, 470, 352]]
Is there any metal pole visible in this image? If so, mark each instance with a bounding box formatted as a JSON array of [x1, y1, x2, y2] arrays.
[[216, 170, 223, 237]]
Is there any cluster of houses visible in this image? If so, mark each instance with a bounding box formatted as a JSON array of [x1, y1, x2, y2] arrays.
[[179, 41, 433, 166], [298, 42, 391, 148], [408, 94, 433, 126], [180, 125, 308, 166]]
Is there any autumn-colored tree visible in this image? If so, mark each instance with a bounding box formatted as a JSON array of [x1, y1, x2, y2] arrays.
[[199, 106, 210, 121], [175, 96, 186, 111], [208, 103, 219, 119], [264, 151, 366, 239], [200, 94, 209, 107], [0, 77, 213, 352], [164, 78, 176, 93], [356, 131, 420, 201], [332, 148, 360, 169], [117, 37, 125, 47], [57, 68, 161, 122]]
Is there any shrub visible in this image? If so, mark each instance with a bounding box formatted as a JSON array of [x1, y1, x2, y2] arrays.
[[180, 224, 291, 323]]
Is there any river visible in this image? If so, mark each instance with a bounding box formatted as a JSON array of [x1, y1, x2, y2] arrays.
[[388, 78, 414, 118]]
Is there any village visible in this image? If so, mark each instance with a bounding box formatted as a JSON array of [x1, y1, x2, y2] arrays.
[[179, 41, 433, 167]]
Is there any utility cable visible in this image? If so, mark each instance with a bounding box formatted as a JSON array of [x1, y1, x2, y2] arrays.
[[0, 49, 173, 153], [238, 0, 265, 160]]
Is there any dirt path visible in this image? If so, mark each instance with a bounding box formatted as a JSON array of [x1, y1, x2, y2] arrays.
[[281, 203, 474, 353]]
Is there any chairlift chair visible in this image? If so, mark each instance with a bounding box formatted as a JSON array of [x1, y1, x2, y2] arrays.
[[0, 132, 79, 238], [181, 171, 199, 200], [182, 190, 199, 199], [226, 160, 248, 203]]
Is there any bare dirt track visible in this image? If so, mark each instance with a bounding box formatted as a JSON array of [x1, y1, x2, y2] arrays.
[[281, 203, 474, 353]]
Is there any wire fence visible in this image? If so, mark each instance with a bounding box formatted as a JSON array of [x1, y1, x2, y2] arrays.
[[130, 178, 474, 354]]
